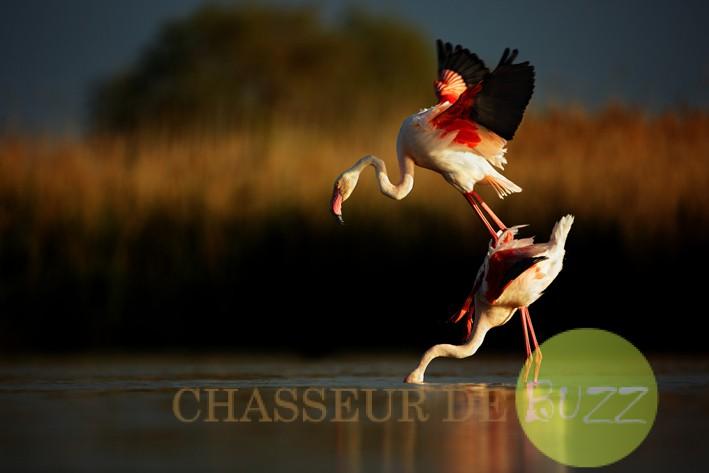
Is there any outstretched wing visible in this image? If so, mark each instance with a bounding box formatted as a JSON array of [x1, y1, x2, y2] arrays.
[[430, 46, 534, 165], [435, 40, 489, 104], [470, 48, 535, 140]]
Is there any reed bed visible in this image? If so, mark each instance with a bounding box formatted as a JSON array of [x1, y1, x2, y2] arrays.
[[1, 107, 708, 247]]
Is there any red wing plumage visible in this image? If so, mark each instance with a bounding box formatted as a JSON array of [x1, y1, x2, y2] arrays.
[[431, 83, 483, 148]]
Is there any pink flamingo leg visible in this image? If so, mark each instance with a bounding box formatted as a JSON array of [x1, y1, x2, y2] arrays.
[[464, 193, 498, 241], [470, 191, 507, 231], [523, 307, 540, 355], [522, 307, 543, 382], [521, 308, 533, 383], [521, 308, 532, 361]]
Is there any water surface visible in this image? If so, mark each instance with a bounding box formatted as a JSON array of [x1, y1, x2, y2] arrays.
[[1, 354, 707, 472]]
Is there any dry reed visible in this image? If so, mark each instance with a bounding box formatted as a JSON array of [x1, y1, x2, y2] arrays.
[[1, 107, 707, 245]]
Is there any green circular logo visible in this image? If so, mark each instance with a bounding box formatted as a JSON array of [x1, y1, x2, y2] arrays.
[[515, 328, 658, 467]]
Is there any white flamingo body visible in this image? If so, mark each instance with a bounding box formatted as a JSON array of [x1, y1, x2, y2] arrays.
[[397, 104, 521, 197], [404, 215, 574, 383], [476, 216, 573, 327]]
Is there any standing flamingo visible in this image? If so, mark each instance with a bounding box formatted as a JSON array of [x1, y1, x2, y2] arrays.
[[404, 215, 574, 384], [330, 40, 534, 241]]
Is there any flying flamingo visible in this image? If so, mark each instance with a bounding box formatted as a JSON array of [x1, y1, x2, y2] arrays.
[[330, 40, 534, 240], [404, 215, 574, 384]]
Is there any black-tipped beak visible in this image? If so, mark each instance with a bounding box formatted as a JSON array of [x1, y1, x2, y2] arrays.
[[330, 188, 345, 225]]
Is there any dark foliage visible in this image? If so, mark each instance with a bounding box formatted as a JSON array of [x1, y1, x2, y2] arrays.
[[90, 5, 434, 133]]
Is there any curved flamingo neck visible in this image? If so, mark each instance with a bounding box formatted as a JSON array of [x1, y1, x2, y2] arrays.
[[351, 154, 414, 201], [413, 317, 492, 375]]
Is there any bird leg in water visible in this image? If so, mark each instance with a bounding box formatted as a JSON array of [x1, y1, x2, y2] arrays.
[[522, 306, 543, 383], [521, 307, 533, 382]]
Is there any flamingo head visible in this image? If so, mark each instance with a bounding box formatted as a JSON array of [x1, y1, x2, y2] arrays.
[[330, 169, 360, 224]]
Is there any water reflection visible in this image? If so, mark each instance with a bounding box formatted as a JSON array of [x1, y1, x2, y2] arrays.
[[0, 356, 705, 472], [327, 385, 563, 473]]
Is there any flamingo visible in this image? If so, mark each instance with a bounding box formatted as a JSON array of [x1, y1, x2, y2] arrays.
[[330, 40, 535, 241], [403, 215, 574, 384]]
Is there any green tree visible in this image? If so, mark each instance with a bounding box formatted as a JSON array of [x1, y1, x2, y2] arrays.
[[90, 5, 434, 134]]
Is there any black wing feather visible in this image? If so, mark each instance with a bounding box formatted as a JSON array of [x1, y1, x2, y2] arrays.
[[436, 39, 488, 87], [499, 256, 547, 290], [471, 48, 535, 140]]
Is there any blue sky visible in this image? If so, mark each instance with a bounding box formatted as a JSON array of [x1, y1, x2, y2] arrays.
[[1, 0, 707, 133]]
